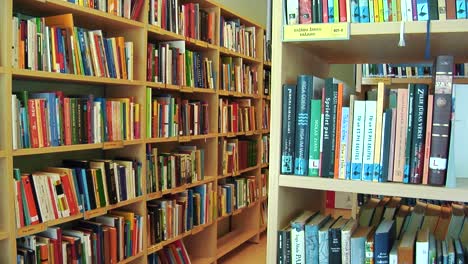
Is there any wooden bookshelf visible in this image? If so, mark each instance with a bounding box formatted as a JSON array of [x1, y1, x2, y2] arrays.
[[1, 0, 270, 262], [267, 1, 468, 263]]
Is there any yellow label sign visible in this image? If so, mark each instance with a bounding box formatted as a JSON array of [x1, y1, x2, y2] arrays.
[[283, 23, 350, 42]]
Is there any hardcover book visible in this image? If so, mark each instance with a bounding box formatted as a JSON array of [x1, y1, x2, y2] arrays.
[[294, 75, 313, 176], [281, 85, 296, 175]]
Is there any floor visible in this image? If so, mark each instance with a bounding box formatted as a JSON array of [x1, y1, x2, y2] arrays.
[[218, 233, 267, 264]]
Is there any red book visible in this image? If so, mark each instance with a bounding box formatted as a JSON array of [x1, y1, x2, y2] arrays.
[[16, 181, 25, 227], [147, 44, 153, 81], [161, 0, 167, 30], [92, 34, 105, 77], [299, 0, 313, 24], [64, 98, 72, 145], [339, 0, 347, 21], [106, 101, 113, 141], [232, 103, 238, 133], [322, 0, 329, 22], [184, 4, 190, 37], [190, 3, 196, 38], [27, 99, 39, 148], [169, 244, 184, 264], [422, 95, 434, 185], [38, 99, 50, 147], [61, 235, 79, 263], [109, 227, 118, 263], [325, 190, 335, 208], [131, 0, 144, 20], [21, 175, 40, 225], [60, 173, 78, 215]]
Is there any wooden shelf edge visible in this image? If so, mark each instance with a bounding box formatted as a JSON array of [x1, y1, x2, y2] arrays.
[[108, 196, 144, 210], [117, 251, 144, 264], [13, 143, 103, 156], [219, 47, 262, 63], [0, 232, 8, 240], [12, 69, 143, 85], [146, 137, 179, 144], [156, 177, 216, 198], [191, 256, 216, 264], [278, 175, 468, 202], [216, 228, 258, 259], [17, 213, 83, 238]]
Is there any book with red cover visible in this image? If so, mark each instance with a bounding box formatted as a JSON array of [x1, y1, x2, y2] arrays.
[[322, 0, 329, 22], [27, 99, 40, 148], [299, 0, 313, 23], [21, 174, 40, 225], [339, 0, 347, 21], [64, 98, 72, 145]]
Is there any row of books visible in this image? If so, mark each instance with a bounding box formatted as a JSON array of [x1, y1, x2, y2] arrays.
[[67, 0, 144, 21], [147, 240, 192, 264], [285, 0, 467, 25], [145, 145, 205, 194], [13, 158, 142, 227], [262, 101, 271, 130], [17, 212, 143, 263], [219, 98, 257, 134], [220, 57, 259, 94], [362, 63, 468, 78], [262, 135, 270, 165], [12, 92, 141, 150], [148, 0, 216, 45], [280, 56, 457, 185], [218, 176, 258, 216], [146, 89, 210, 139], [279, 197, 468, 263], [220, 17, 257, 58], [264, 69, 271, 96], [12, 14, 134, 79], [219, 138, 258, 176], [261, 169, 269, 197], [263, 33, 272, 63], [147, 183, 215, 245], [147, 41, 216, 89]]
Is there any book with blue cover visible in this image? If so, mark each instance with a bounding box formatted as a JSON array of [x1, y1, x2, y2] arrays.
[[374, 219, 396, 264], [305, 214, 331, 263]]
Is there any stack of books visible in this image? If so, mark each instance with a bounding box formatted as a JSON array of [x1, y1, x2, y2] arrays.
[[220, 17, 257, 58], [220, 57, 259, 94], [17, 211, 143, 263], [362, 63, 468, 78], [12, 14, 134, 80], [219, 98, 257, 134], [261, 169, 269, 197], [147, 41, 215, 89], [11, 91, 141, 150], [145, 145, 205, 194], [278, 197, 468, 263], [148, 240, 192, 264], [219, 138, 258, 176], [67, 0, 145, 20], [218, 176, 258, 216], [147, 182, 215, 245], [13, 158, 143, 228]]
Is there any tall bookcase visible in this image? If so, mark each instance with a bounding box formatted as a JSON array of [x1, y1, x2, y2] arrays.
[[0, 0, 270, 263], [266, 0, 468, 262]]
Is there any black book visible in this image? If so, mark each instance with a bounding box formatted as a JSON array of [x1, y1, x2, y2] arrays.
[[409, 84, 429, 184], [280, 85, 296, 174], [321, 78, 338, 178], [328, 217, 349, 263]]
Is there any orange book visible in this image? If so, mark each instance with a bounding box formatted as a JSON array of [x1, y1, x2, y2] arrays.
[[422, 94, 434, 184], [117, 37, 128, 80], [434, 205, 452, 240], [109, 227, 118, 263], [103, 226, 111, 263], [398, 231, 416, 264], [333, 83, 344, 178]]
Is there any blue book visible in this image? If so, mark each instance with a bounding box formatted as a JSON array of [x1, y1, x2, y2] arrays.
[[20, 108, 30, 148], [417, 0, 429, 20], [281, 85, 297, 175], [76, 168, 91, 211], [351, 0, 361, 22], [351, 226, 374, 264], [118, 165, 127, 201], [69, 169, 84, 213], [328, 0, 335, 22], [225, 186, 232, 214], [294, 75, 313, 176], [359, 0, 370, 22], [456, 0, 467, 18], [194, 185, 206, 224], [78, 28, 92, 76], [305, 214, 331, 263], [351, 100, 366, 180], [374, 219, 396, 264], [104, 38, 116, 78]]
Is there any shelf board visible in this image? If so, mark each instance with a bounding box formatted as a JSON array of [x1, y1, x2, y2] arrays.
[[17, 213, 83, 238], [216, 228, 258, 259], [0, 232, 8, 240], [147, 25, 186, 41], [361, 76, 468, 85], [117, 252, 144, 264], [219, 47, 262, 64], [0, 150, 7, 158], [12, 69, 144, 85], [279, 175, 468, 202], [218, 89, 261, 99], [217, 200, 259, 221], [261, 163, 269, 168], [159, 177, 216, 196], [191, 256, 216, 264], [179, 133, 218, 142], [285, 20, 468, 63], [259, 225, 267, 233], [218, 165, 259, 179], [13, 143, 102, 156], [264, 61, 272, 67], [146, 137, 179, 144], [108, 196, 144, 210], [146, 81, 168, 89]]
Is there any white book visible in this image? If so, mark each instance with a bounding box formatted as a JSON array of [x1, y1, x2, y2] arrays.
[[291, 211, 316, 264], [62, 242, 68, 263], [389, 240, 399, 264], [405, 0, 413, 21], [341, 219, 357, 264], [368, 0, 375, 22], [379, 112, 387, 181], [286, 0, 299, 25], [350, 100, 366, 180], [125, 41, 133, 80], [362, 101, 376, 181], [339, 107, 350, 179], [416, 229, 429, 264], [12, 17, 19, 68], [124, 0, 131, 19], [87, 31, 102, 77]]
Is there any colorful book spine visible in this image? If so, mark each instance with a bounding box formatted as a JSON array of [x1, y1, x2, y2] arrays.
[[380, 109, 393, 182], [299, 0, 313, 23], [455, 0, 467, 18], [404, 84, 415, 183], [308, 100, 322, 176], [351, 0, 361, 21], [338, 107, 350, 179], [351, 100, 366, 180], [321, 79, 337, 178], [409, 85, 428, 184], [281, 85, 297, 175], [346, 95, 355, 180], [294, 76, 312, 176], [372, 83, 385, 182], [359, 0, 371, 21], [416, 0, 429, 20], [393, 89, 408, 182], [328, 0, 335, 22], [362, 101, 376, 181]]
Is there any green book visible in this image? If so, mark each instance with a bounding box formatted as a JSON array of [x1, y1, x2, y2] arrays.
[[94, 168, 107, 207], [334, 0, 340, 22], [308, 99, 322, 176]]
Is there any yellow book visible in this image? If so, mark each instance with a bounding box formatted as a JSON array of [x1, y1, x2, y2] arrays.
[[110, 38, 121, 79], [372, 83, 386, 182], [397, 0, 402, 20], [35, 99, 44, 148], [50, 28, 58, 73], [374, 0, 380, 21], [110, 210, 135, 230], [378, 0, 385, 22]]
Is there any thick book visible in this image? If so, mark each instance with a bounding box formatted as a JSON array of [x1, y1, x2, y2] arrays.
[[374, 219, 396, 264], [294, 75, 313, 176], [410, 84, 429, 184], [291, 211, 318, 263], [308, 99, 322, 176], [350, 100, 366, 180], [321, 78, 338, 178], [428, 55, 454, 186], [328, 217, 349, 263], [280, 85, 296, 175], [305, 214, 331, 263], [362, 100, 376, 181]]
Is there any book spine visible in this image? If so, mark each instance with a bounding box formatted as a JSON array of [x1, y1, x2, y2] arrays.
[[404, 84, 415, 183], [280, 85, 296, 175], [362, 101, 376, 181], [393, 89, 408, 182], [328, 0, 335, 22], [323, 0, 330, 22], [351, 0, 361, 21], [333, 83, 343, 178], [340, 0, 348, 20], [287, 0, 300, 24], [291, 223, 305, 264], [299, 0, 313, 23], [416, 0, 429, 20], [380, 109, 392, 182], [428, 56, 454, 186], [456, 0, 467, 18], [409, 85, 428, 184], [319, 230, 329, 264], [359, 0, 370, 22], [422, 95, 434, 185], [341, 230, 352, 264], [428, 0, 439, 19], [351, 100, 366, 180], [351, 238, 366, 264], [375, 232, 390, 263], [334, 0, 340, 21], [328, 228, 342, 263], [339, 107, 350, 179], [294, 76, 312, 176], [365, 240, 374, 263], [373, 83, 385, 182], [346, 95, 355, 180], [369, 0, 375, 22], [321, 79, 337, 178], [308, 100, 322, 176]]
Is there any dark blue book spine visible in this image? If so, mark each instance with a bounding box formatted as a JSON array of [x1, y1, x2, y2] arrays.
[[294, 75, 313, 176], [374, 231, 390, 263], [280, 85, 297, 174], [380, 109, 393, 182]]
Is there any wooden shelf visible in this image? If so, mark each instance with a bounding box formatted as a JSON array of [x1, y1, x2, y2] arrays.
[[0, 232, 8, 240], [146, 81, 168, 90], [148, 177, 216, 201], [108, 196, 144, 210], [12, 69, 144, 85], [146, 137, 179, 144], [179, 133, 218, 142], [279, 175, 468, 203], [219, 164, 259, 179], [264, 61, 272, 67], [285, 20, 468, 63], [0, 150, 7, 158], [147, 25, 186, 41], [216, 228, 258, 259], [191, 256, 216, 264], [261, 163, 269, 168], [259, 225, 267, 233], [218, 90, 261, 99], [0, 67, 5, 74], [217, 200, 259, 221], [17, 213, 83, 238], [117, 252, 144, 264], [361, 76, 468, 85], [219, 47, 262, 64]]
